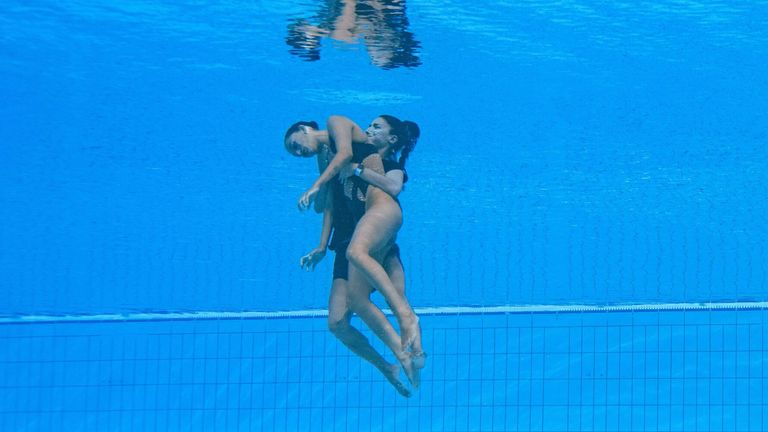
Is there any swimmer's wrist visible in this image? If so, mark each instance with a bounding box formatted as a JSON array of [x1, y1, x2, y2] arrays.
[[353, 164, 364, 177]]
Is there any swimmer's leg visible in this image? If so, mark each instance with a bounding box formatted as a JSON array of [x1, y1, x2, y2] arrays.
[[383, 247, 426, 387], [347, 208, 420, 353], [327, 277, 411, 397]]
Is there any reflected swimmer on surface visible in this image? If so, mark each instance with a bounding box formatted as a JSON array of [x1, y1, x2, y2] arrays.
[[285, 0, 421, 69]]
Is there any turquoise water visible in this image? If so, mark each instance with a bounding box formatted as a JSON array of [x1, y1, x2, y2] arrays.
[[1, 0, 767, 430]]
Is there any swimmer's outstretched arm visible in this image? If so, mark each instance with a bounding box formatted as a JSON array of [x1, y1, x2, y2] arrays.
[[300, 188, 335, 271]]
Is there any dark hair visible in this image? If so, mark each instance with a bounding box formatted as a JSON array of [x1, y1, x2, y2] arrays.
[[284, 120, 319, 142], [379, 114, 419, 168]]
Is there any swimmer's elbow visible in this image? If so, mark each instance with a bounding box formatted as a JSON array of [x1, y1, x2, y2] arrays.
[[327, 115, 352, 131], [334, 151, 353, 164], [385, 182, 403, 198], [327, 114, 348, 123]]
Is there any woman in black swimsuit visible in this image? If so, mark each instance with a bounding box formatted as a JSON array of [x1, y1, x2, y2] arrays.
[[336, 115, 423, 351]]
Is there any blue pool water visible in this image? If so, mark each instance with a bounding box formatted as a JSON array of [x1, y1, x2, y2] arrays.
[[1, 1, 767, 430]]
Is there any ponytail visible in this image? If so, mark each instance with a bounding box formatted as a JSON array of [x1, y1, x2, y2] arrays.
[[379, 115, 419, 169], [398, 120, 419, 168]]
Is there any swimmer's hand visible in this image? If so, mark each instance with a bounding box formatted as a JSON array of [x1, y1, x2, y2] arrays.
[[339, 163, 357, 179], [298, 186, 320, 211], [339, 163, 357, 190], [300, 247, 326, 271]]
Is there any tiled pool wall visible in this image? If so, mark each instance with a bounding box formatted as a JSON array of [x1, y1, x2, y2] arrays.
[[1, 309, 766, 431]]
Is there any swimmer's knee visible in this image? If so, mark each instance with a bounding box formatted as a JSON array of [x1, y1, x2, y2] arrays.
[[346, 245, 367, 267], [327, 316, 350, 336]]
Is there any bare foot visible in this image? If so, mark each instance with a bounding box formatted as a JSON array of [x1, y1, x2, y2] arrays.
[[382, 364, 411, 398], [400, 314, 421, 352], [411, 351, 427, 370], [397, 352, 421, 390]]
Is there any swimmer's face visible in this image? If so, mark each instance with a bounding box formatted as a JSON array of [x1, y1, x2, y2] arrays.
[[284, 127, 317, 158], [366, 117, 397, 150]]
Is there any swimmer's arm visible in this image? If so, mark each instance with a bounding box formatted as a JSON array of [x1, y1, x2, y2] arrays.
[[317, 190, 334, 250], [351, 165, 404, 197], [300, 190, 334, 271], [313, 146, 333, 213], [309, 116, 362, 190]]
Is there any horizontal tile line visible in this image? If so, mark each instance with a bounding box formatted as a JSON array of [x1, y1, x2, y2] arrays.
[[1, 301, 766, 325]]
